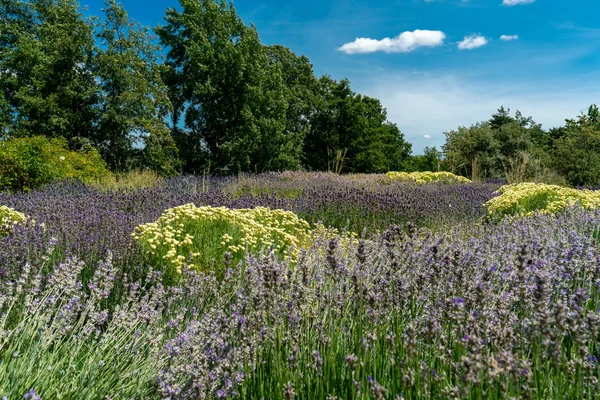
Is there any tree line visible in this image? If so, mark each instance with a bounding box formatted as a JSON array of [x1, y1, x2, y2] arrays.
[[0, 0, 411, 175], [440, 105, 600, 187], [1, 0, 598, 187]]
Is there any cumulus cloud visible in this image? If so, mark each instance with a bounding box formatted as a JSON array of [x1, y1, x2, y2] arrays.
[[502, 0, 534, 6], [339, 30, 446, 54], [457, 34, 488, 50], [423, 134, 432, 139], [500, 34, 519, 41]]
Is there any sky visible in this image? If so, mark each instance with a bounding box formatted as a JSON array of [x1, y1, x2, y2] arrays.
[[81, 0, 600, 153]]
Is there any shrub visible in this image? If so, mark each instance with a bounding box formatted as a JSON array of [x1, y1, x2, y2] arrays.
[[0, 136, 109, 191], [132, 204, 313, 281], [484, 182, 600, 221], [0, 205, 26, 235], [386, 171, 471, 184]]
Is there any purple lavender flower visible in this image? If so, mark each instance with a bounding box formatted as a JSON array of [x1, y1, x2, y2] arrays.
[[23, 389, 41, 400]]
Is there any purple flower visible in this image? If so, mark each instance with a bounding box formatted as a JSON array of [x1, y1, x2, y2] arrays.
[[23, 389, 41, 400], [453, 297, 465, 306]]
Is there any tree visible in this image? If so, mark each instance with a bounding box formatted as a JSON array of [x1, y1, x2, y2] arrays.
[[265, 44, 319, 170], [444, 107, 556, 181], [94, 0, 180, 174], [304, 76, 411, 173], [0, 0, 98, 141], [489, 106, 514, 131], [443, 123, 498, 180], [157, 0, 298, 173], [552, 105, 600, 186], [404, 146, 445, 172], [351, 96, 411, 172]]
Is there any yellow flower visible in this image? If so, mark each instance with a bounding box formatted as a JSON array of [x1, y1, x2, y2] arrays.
[[386, 171, 470, 184], [0, 206, 27, 235], [132, 203, 328, 275], [485, 182, 600, 221]]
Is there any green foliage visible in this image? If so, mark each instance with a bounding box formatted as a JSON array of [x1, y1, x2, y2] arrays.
[[443, 122, 498, 180], [0, 136, 108, 191], [0, 0, 98, 141], [1, 0, 412, 177], [403, 146, 446, 172], [443, 107, 556, 182], [157, 0, 297, 173], [304, 76, 411, 173], [552, 105, 600, 187], [0, 0, 179, 176], [94, 0, 180, 174]]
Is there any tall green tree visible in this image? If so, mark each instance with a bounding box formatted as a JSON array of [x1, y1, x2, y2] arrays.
[[305, 76, 410, 173], [552, 105, 600, 186], [265, 44, 318, 169], [157, 0, 298, 173], [0, 0, 97, 141], [351, 95, 411, 173], [94, 0, 180, 174]]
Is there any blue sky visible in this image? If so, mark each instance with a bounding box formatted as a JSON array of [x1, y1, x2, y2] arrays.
[[82, 0, 600, 153]]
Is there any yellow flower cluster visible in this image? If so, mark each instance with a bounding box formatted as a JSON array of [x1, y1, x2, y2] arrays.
[[485, 183, 600, 221], [0, 205, 26, 235], [386, 171, 471, 184], [132, 204, 312, 275]]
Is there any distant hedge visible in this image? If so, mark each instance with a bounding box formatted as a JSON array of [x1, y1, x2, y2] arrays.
[[0, 136, 109, 191]]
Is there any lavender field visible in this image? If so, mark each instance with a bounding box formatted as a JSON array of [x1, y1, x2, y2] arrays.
[[1, 173, 599, 399]]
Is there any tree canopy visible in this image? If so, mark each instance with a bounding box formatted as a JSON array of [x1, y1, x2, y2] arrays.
[[1, 0, 599, 184]]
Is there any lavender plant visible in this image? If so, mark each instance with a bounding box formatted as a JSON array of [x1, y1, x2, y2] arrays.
[[0, 249, 165, 398], [0, 175, 498, 280], [3, 173, 597, 399]]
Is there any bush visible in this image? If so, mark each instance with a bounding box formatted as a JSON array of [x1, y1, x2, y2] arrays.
[[0, 205, 26, 235], [0, 136, 109, 191], [132, 204, 313, 281], [484, 182, 600, 221], [386, 171, 471, 184]]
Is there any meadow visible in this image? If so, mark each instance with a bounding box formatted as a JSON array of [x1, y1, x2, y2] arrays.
[[1, 172, 599, 399]]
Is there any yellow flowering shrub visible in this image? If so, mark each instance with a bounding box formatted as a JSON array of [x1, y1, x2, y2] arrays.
[[386, 171, 471, 184], [132, 204, 314, 280], [484, 183, 600, 221], [0, 206, 26, 235]]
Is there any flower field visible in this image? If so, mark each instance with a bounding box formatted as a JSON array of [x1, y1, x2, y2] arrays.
[[1, 173, 600, 399]]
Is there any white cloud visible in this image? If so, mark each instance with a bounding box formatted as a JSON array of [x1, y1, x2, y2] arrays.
[[457, 34, 488, 50], [502, 0, 534, 6], [339, 30, 446, 54], [500, 34, 519, 41], [423, 134, 432, 139], [356, 73, 600, 153]]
